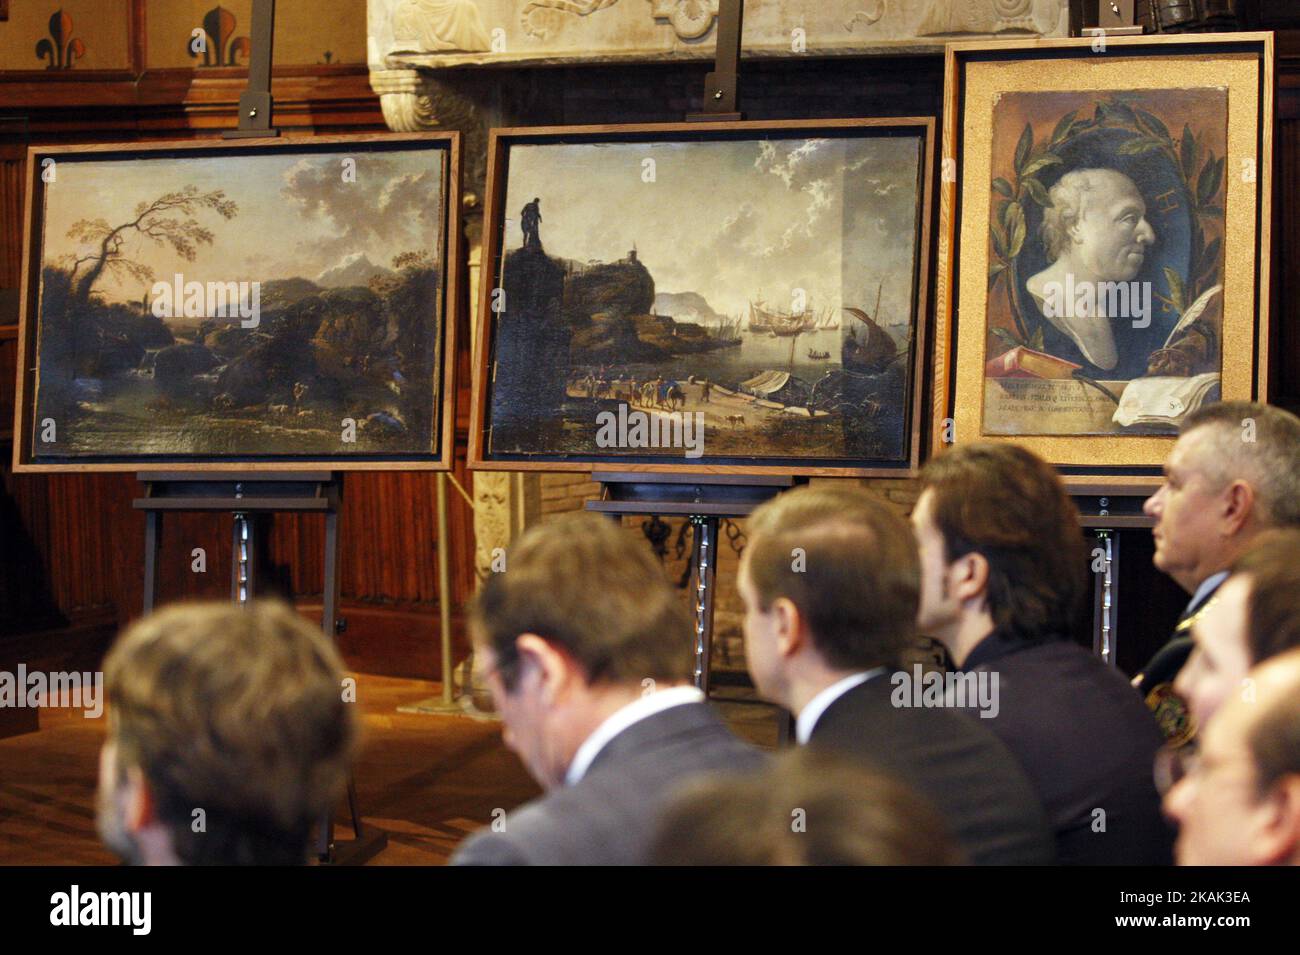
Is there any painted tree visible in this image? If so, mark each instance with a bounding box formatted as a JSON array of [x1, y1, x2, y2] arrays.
[[63, 185, 238, 303]]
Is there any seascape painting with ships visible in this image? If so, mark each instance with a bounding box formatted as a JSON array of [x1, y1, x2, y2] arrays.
[[481, 126, 929, 470], [24, 138, 452, 466]]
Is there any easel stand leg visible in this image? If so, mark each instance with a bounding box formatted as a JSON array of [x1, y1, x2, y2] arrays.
[[1092, 528, 1119, 667], [690, 516, 719, 694], [315, 486, 387, 865], [395, 472, 468, 717], [232, 512, 253, 603], [143, 510, 161, 614], [586, 472, 795, 738], [315, 506, 338, 861]]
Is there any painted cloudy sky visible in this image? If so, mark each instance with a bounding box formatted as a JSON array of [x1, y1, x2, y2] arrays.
[[502, 135, 924, 327], [39, 149, 444, 304]]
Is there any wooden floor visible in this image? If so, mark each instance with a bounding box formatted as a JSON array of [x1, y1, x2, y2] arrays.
[[0, 672, 780, 865]]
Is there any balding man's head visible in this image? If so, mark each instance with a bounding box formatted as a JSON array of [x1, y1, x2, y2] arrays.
[[1164, 647, 1300, 865]]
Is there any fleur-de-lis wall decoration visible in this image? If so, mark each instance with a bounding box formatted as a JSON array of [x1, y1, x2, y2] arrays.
[[35, 9, 87, 70], [190, 5, 252, 67]]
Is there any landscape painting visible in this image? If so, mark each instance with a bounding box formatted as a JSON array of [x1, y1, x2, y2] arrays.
[[15, 133, 458, 470], [473, 120, 933, 474]]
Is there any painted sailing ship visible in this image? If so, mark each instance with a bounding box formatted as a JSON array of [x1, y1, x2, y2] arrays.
[[842, 283, 901, 374], [710, 312, 744, 345], [815, 307, 840, 330], [748, 300, 819, 337]]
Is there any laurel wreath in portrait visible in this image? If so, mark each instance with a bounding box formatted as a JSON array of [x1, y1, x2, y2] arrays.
[[987, 95, 1225, 375]]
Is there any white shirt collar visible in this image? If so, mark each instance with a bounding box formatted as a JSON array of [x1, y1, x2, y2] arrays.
[[1189, 571, 1229, 614], [795, 668, 886, 744], [564, 685, 705, 785]]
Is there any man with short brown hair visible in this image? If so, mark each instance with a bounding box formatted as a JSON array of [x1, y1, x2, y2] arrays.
[[97, 600, 356, 866], [914, 442, 1171, 864], [452, 512, 762, 865], [740, 483, 1054, 865]]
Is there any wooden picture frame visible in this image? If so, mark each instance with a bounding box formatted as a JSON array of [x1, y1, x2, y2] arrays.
[[934, 33, 1273, 479], [12, 132, 461, 472], [469, 118, 935, 477]]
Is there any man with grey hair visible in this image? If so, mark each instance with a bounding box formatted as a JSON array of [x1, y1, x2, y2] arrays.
[[1137, 400, 1300, 738], [450, 512, 763, 865], [1026, 167, 1157, 376]]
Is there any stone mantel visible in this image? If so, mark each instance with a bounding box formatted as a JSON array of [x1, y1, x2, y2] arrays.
[[368, 1, 1070, 73]]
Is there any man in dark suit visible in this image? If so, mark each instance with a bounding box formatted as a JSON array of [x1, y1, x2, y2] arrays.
[[739, 484, 1054, 865], [451, 512, 763, 865], [915, 442, 1172, 865], [1135, 401, 1300, 741]]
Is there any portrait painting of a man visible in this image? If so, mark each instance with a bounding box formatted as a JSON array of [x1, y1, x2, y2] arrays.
[[982, 88, 1228, 437]]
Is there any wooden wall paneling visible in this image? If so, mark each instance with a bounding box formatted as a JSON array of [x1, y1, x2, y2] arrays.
[[404, 474, 430, 601], [0, 326, 15, 439], [0, 464, 60, 633], [128, 0, 146, 75], [0, 150, 25, 290], [1273, 117, 1300, 407]]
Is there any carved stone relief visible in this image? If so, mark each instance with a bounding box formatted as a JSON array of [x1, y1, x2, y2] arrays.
[[368, 0, 1070, 70], [392, 0, 493, 52]]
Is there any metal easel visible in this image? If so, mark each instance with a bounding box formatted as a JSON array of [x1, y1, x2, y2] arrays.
[[687, 0, 744, 122], [586, 472, 792, 694], [223, 0, 279, 140], [1071, 485, 1156, 668], [585, 0, 808, 739]]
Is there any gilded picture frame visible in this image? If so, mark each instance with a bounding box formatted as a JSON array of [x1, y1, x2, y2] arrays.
[[934, 33, 1273, 478]]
